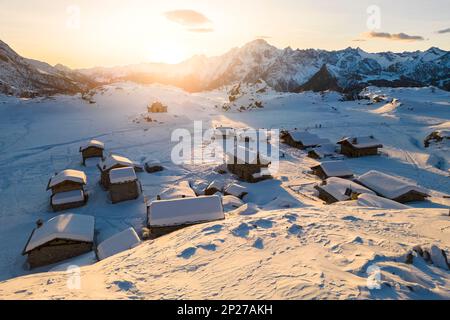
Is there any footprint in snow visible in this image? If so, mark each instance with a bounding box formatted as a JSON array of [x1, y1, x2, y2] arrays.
[[288, 224, 303, 236], [178, 247, 197, 259], [202, 225, 223, 235], [253, 238, 264, 249], [251, 218, 274, 229], [372, 213, 386, 217], [178, 244, 218, 259], [342, 215, 362, 222], [112, 280, 136, 292], [283, 213, 298, 222], [231, 223, 254, 238], [197, 244, 217, 252], [351, 236, 364, 244]]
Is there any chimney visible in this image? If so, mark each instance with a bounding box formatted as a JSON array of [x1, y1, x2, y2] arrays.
[[36, 219, 44, 228]]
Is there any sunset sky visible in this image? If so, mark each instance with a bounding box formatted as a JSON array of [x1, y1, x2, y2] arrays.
[[1, 0, 449, 68]]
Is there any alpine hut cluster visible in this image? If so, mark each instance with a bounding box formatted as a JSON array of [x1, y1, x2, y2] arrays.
[[276, 129, 430, 207], [24, 138, 153, 269]]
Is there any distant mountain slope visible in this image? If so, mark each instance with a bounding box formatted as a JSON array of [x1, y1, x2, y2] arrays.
[[0, 40, 96, 97], [81, 40, 450, 93]]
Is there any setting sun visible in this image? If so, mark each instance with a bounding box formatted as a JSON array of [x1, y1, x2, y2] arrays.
[[147, 41, 187, 64]]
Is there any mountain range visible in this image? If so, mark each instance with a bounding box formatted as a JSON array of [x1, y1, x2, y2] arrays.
[[1, 39, 449, 97], [0, 40, 95, 97]]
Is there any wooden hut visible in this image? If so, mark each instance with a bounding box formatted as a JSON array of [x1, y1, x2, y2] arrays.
[[51, 189, 88, 212], [356, 170, 429, 203], [109, 167, 141, 204], [146, 195, 224, 238], [46, 169, 87, 195], [337, 136, 383, 158], [281, 131, 330, 150], [226, 146, 272, 183], [148, 101, 168, 113], [98, 155, 142, 190], [310, 161, 353, 180], [22, 214, 95, 269], [314, 177, 375, 204], [79, 140, 105, 165]]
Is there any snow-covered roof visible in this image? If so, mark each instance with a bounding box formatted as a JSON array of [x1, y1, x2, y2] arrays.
[[25, 214, 95, 253], [109, 167, 137, 184], [100, 154, 134, 171], [148, 196, 224, 227], [97, 228, 141, 261], [288, 131, 329, 147], [80, 139, 105, 151], [318, 177, 375, 201], [312, 161, 353, 177], [51, 190, 85, 205], [338, 136, 382, 149], [224, 183, 248, 198], [157, 181, 196, 200], [310, 143, 337, 158], [357, 193, 411, 210], [48, 169, 87, 189], [356, 170, 429, 199]]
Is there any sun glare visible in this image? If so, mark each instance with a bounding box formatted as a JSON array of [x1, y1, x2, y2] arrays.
[[147, 41, 187, 64]]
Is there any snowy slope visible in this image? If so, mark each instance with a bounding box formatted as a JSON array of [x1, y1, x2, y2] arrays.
[[0, 40, 95, 97], [0, 205, 448, 299], [0, 83, 448, 299]]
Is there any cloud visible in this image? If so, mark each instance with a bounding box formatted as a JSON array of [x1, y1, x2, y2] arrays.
[[164, 10, 211, 27], [365, 31, 424, 41], [437, 27, 450, 34], [352, 39, 366, 42], [188, 28, 214, 33]]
